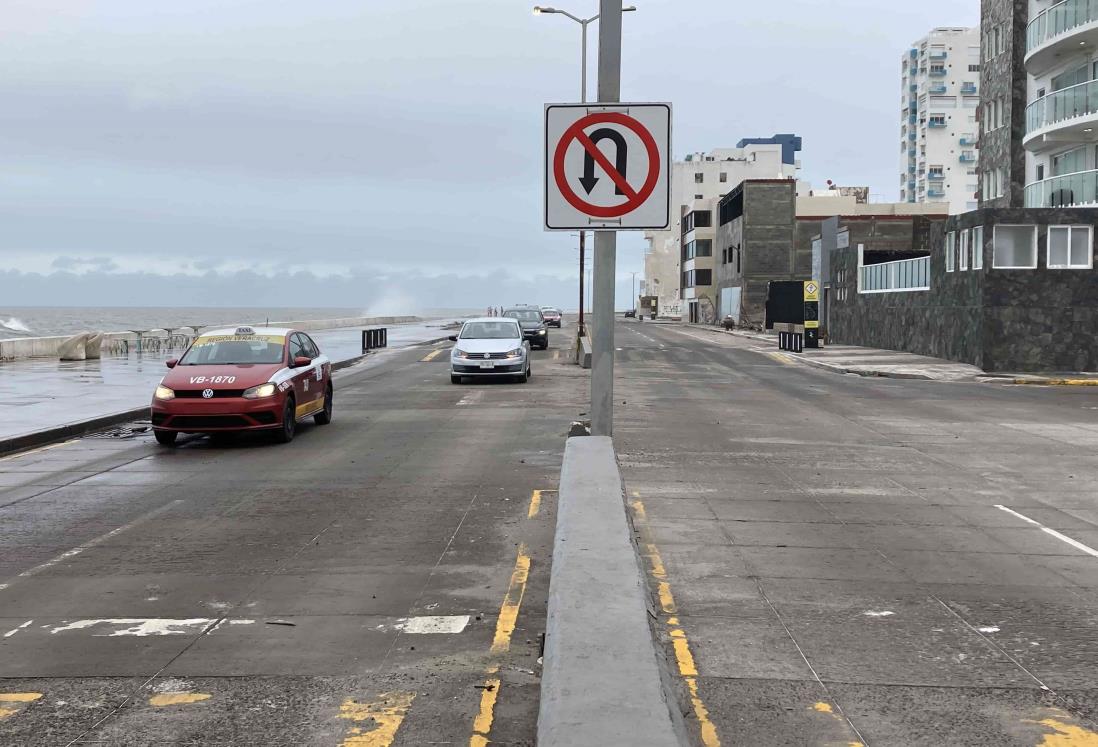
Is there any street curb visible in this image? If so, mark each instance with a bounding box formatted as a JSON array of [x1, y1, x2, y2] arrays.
[[789, 354, 936, 381], [0, 407, 152, 458], [1009, 377, 1098, 386], [538, 436, 687, 747], [0, 340, 454, 458]]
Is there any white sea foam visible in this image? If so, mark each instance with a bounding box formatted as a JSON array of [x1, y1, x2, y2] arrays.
[[0, 317, 31, 333]]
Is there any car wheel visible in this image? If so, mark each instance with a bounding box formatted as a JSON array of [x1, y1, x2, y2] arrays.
[[314, 384, 333, 425], [274, 397, 296, 444], [154, 429, 177, 447], [451, 374, 462, 384]]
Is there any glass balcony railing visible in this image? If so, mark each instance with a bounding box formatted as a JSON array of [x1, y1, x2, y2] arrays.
[[860, 256, 930, 293], [929, 84, 947, 95], [928, 172, 945, 180], [928, 188, 946, 198], [1027, 0, 1098, 53], [961, 83, 978, 95], [960, 152, 977, 163], [1026, 79, 1098, 134], [1025, 168, 1098, 206], [959, 134, 977, 145], [929, 68, 947, 77]]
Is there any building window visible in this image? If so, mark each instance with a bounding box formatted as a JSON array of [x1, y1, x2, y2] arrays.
[[968, 64, 980, 72], [694, 269, 712, 286], [1048, 225, 1093, 269], [719, 172, 728, 183], [695, 172, 704, 183], [972, 225, 984, 269], [945, 231, 956, 272], [993, 225, 1038, 269], [684, 239, 712, 259], [959, 229, 970, 271]]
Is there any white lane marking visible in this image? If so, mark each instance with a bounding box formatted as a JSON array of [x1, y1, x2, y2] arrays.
[[46, 618, 256, 636], [976, 625, 1001, 633], [375, 615, 471, 634], [994, 504, 1098, 558], [3, 620, 33, 638], [0, 500, 184, 592], [863, 610, 895, 617], [457, 391, 485, 406]]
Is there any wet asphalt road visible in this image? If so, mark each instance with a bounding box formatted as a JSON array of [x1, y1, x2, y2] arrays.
[[0, 326, 584, 746], [614, 320, 1098, 746]]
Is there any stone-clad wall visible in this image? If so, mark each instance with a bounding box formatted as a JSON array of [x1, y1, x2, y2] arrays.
[[830, 209, 1098, 372], [979, 0, 1028, 209]]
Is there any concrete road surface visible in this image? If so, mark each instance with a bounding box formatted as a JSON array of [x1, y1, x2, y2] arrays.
[[614, 320, 1098, 746], [0, 324, 585, 746]]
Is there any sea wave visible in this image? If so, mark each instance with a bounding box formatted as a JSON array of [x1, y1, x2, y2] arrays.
[[0, 317, 32, 334]]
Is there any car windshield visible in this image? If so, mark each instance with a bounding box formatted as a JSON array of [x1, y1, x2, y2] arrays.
[[180, 334, 286, 365], [504, 310, 542, 322], [460, 322, 521, 340]]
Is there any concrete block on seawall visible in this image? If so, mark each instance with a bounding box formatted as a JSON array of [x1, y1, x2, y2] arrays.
[[58, 333, 90, 361]]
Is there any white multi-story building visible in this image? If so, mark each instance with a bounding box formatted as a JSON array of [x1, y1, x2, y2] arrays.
[[643, 136, 803, 320], [1022, 0, 1098, 207], [900, 27, 981, 214]]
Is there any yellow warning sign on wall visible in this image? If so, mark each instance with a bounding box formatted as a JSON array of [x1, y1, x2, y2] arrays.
[[803, 280, 820, 302]]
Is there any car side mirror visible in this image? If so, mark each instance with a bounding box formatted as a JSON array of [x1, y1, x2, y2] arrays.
[[165, 359, 178, 369], [292, 355, 312, 368], [448, 335, 458, 342]]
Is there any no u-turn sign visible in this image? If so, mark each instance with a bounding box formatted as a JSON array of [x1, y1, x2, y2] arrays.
[[544, 103, 671, 231]]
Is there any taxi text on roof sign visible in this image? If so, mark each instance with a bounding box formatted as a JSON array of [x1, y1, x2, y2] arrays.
[[192, 334, 286, 347], [544, 103, 672, 231]]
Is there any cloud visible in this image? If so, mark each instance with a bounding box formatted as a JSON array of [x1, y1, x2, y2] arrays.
[[50, 256, 119, 272]]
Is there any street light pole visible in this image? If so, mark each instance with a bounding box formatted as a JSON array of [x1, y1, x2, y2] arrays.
[[533, 5, 635, 341], [631, 271, 638, 312]]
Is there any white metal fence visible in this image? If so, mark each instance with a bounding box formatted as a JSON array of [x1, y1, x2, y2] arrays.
[[859, 255, 930, 293]]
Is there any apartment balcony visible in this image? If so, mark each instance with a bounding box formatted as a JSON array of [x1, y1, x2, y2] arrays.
[[927, 188, 946, 198], [909, 48, 918, 58], [1024, 79, 1098, 152], [959, 151, 977, 163], [1026, 0, 1098, 75], [908, 132, 917, 141], [928, 84, 947, 95], [929, 50, 948, 60], [928, 68, 947, 77], [908, 148, 917, 158], [928, 120, 947, 128], [961, 83, 978, 95], [908, 114, 917, 125], [1025, 168, 1098, 207], [928, 172, 945, 181], [959, 133, 977, 146]]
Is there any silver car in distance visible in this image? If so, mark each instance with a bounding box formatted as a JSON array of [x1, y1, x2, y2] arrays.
[[449, 318, 531, 384]]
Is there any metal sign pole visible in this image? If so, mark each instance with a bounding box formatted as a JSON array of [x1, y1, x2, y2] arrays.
[[590, 0, 622, 437]]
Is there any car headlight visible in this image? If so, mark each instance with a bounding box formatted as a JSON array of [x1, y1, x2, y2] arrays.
[[537, 328, 547, 335], [243, 383, 277, 399], [505, 348, 523, 358], [154, 385, 175, 401], [452, 347, 466, 358]]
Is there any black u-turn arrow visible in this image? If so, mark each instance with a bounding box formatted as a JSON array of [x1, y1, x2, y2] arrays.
[[580, 128, 628, 195]]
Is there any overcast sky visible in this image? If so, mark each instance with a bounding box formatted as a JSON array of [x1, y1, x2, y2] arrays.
[[0, 0, 979, 309]]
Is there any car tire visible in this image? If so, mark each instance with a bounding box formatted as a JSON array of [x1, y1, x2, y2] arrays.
[[451, 374, 462, 384], [274, 397, 296, 444], [314, 384, 333, 425], [153, 429, 177, 447]]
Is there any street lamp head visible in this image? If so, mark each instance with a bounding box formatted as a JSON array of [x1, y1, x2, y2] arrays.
[[623, 5, 638, 10], [533, 6, 557, 14]]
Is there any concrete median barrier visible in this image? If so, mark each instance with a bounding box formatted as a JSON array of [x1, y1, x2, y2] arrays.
[[538, 436, 685, 747]]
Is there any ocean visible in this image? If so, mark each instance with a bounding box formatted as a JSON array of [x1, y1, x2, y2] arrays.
[[0, 307, 480, 340]]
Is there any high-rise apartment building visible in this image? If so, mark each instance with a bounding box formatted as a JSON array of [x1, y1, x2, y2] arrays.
[[900, 27, 982, 214], [1020, 0, 1098, 207]]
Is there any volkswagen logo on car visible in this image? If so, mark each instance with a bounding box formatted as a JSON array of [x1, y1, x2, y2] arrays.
[[202, 389, 215, 399]]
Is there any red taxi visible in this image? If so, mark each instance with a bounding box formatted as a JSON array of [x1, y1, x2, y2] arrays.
[[151, 326, 333, 446]]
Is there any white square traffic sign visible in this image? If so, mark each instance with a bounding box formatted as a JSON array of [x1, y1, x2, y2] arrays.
[[544, 103, 671, 231]]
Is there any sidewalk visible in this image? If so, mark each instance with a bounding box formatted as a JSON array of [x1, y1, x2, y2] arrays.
[[0, 320, 460, 449], [679, 323, 988, 382]]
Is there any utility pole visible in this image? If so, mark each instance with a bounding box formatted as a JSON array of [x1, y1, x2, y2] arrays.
[[631, 271, 638, 312], [590, 0, 621, 437]]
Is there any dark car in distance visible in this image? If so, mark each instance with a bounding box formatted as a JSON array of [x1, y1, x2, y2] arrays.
[[503, 308, 549, 349]]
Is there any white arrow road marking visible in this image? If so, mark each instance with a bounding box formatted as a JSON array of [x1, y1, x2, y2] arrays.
[[46, 619, 256, 636], [375, 615, 471, 634]]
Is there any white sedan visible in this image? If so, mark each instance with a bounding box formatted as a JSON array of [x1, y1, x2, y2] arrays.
[[448, 318, 531, 384]]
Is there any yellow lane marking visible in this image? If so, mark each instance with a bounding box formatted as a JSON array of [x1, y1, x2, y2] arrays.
[[468, 544, 532, 745], [0, 439, 78, 463], [491, 544, 530, 654], [339, 692, 416, 747], [0, 692, 43, 721], [469, 667, 501, 747], [765, 351, 793, 365], [421, 349, 443, 362], [527, 490, 543, 518], [1014, 378, 1098, 386], [1027, 709, 1098, 746], [630, 494, 721, 747], [811, 702, 864, 746], [149, 692, 212, 707]]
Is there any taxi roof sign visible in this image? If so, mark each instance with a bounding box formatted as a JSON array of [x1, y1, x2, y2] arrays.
[[235, 327, 256, 336]]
